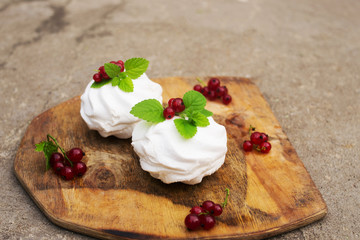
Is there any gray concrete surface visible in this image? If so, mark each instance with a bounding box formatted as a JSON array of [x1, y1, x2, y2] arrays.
[[1, 0, 359, 239]]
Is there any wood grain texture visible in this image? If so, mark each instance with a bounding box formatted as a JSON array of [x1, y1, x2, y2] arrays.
[[14, 77, 327, 240]]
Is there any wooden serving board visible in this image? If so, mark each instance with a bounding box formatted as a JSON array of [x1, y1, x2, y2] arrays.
[[14, 77, 327, 240]]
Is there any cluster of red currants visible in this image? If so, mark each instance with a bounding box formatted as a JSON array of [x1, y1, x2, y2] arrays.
[[184, 189, 229, 231], [163, 98, 185, 119], [185, 201, 222, 230], [194, 78, 232, 105], [50, 148, 87, 180], [92, 60, 124, 83], [243, 127, 272, 153]]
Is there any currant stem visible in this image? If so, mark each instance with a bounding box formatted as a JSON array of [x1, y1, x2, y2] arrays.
[[221, 188, 230, 208], [47, 134, 73, 167], [198, 211, 209, 216], [196, 77, 206, 87], [248, 125, 255, 136]]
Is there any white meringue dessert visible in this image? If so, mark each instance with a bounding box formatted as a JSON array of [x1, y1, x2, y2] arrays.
[[131, 116, 227, 185], [80, 73, 162, 138]]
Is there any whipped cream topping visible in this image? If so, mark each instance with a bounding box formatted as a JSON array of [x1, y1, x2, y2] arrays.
[[80, 73, 162, 138], [132, 117, 227, 184]]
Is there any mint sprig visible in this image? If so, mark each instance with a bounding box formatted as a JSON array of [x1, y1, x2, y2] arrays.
[[35, 134, 72, 171], [90, 57, 149, 92], [175, 90, 212, 138], [130, 90, 213, 139]]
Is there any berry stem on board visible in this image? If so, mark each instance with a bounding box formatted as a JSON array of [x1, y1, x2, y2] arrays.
[[46, 134, 73, 167], [198, 211, 209, 216], [221, 188, 230, 208], [248, 125, 256, 136], [196, 77, 206, 87]]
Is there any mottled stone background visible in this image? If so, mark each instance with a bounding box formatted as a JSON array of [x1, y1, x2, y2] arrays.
[[1, 0, 359, 239]]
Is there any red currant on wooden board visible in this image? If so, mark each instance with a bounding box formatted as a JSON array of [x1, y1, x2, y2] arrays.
[[222, 94, 232, 105], [184, 188, 230, 231], [243, 125, 271, 153], [259, 141, 272, 153], [35, 134, 87, 180], [194, 77, 232, 105], [185, 214, 201, 230], [66, 148, 85, 163], [243, 141, 253, 152], [199, 214, 216, 230], [72, 162, 88, 177], [190, 206, 205, 215]]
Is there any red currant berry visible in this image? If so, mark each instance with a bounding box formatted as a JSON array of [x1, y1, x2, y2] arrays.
[[250, 132, 264, 145], [201, 200, 215, 214], [200, 86, 210, 98], [50, 152, 64, 167], [93, 73, 102, 83], [190, 206, 205, 215], [243, 141, 253, 152], [207, 90, 217, 101], [193, 84, 202, 92], [98, 66, 109, 80], [223, 86, 228, 95], [185, 214, 201, 230], [215, 86, 226, 97], [116, 60, 125, 72], [163, 107, 175, 120], [199, 214, 216, 230], [66, 148, 85, 163], [212, 204, 223, 216], [110, 61, 116, 64], [52, 161, 65, 175], [222, 94, 232, 105], [168, 98, 175, 107], [259, 141, 272, 153], [260, 132, 269, 142], [172, 98, 185, 113], [208, 78, 220, 90], [60, 166, 74, 180], [72, 162, 87, 177]]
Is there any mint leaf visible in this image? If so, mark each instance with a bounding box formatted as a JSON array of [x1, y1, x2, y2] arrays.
[[124, 58, 149, 79], [174, 119, 197, 139], [191, 112, 210, 127], [35, 140, 58, 170], [104, 63, 121, 78], [111, 77, 120, 86], [119, 76, 134, 92], [91, 79, 111, 88], [35, 141, 46, 152], [130, 99, 165, 123], [183, 90, 206, 112], [119, 72, 127, 79], [200, 109, 213, 117]]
